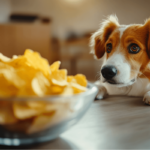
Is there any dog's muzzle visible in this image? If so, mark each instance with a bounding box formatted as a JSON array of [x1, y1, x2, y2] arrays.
[[101, 65, 117, 80]]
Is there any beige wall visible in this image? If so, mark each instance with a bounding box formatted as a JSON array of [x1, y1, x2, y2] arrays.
[[10, 0, 150, 39], [0, 0, 11, 22]]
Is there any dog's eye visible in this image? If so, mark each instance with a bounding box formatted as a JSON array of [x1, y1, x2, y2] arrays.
[[128, 43, 140, 54], [106, 43, 112, 53]]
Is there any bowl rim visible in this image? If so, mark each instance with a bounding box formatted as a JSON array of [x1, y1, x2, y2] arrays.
[[0, 82, 98, 101]]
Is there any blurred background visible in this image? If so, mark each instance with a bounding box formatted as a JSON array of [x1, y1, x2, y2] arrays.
[[0, 0, 150, 81]]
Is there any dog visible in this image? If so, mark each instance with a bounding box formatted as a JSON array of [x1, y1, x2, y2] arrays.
[[90, 15, 150, 105]]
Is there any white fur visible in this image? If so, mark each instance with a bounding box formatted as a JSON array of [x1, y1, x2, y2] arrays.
[[118, 25, 130, 38], [101, 53, 131, 85], [143, 91, 150, 105], [95, 81, 107, 99], [100, 25, 133, 86], [96, 77, 150, 97]]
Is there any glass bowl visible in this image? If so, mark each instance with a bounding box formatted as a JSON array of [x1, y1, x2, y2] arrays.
[[0, 82, 98, 146]]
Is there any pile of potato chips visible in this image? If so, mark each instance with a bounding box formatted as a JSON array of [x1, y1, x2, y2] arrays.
[[0, 49, 87, 96], [0, 49, 87, 134]]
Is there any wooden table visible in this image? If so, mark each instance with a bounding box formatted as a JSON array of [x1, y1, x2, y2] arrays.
[[2, 96, 150, 149]]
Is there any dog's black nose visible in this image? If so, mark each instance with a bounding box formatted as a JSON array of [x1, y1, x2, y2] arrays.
[[101, 65, 117, 80]]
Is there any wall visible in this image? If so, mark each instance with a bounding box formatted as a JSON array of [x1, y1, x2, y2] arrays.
[[0, 0, 11, 23], [10, 0, 150, 39]]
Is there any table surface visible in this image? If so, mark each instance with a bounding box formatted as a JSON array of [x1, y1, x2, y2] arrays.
[[2, 96, 150, 149]]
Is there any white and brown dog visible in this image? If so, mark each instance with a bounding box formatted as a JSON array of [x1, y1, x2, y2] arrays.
[[90, 15, 150, 104]]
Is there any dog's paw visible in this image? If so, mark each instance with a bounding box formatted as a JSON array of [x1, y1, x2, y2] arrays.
[[96, 85, 107, 100], [143, 91, 150, 105]]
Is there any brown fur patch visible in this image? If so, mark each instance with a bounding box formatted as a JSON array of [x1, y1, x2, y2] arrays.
[[94, 37, 105, 59], [94, 22, 119, 59], [105, 30, 120, 59]]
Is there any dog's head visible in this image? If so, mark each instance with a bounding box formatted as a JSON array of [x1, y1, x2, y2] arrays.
[[90, 15, 150, 87]]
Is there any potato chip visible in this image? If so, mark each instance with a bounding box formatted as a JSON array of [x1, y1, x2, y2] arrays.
[[67, 76, 75, 83], [31, 72, 50, 96], [16, 67, 38, 96], [6, 56, 28, 69], [50, 61, 61, 72], [24, 49, 51, 77], [0, 67, 25, 88], [51, 85, 63, 94], [0, 103, 17, 124], [0, 61, 13, 70], [44, 103, 60, 112], [0, 50, 87, 97], [0, 53, 11, 62], [71, 82, 87, 94], [74, 74, 87, 87], [0, 75, 19, 96], [26, 101, 46, 109], [26, 111, 55, 134], [61, 86, 74, 96], [66, 75, 87, 94], [51, 69, 68, 86], [31, 78, 45, 96], [27, 102, 70, 134], [12, 55, 18, 59], [13, 101, 42, 120], [13, 100, 58, 120]]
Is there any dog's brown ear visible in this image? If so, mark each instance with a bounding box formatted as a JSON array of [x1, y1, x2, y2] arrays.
[[144, 19, 150, 58], [90, 15, 119, 59]]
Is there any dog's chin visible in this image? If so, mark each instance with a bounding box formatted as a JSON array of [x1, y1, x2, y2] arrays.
[[104, 79, 136, 87]]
